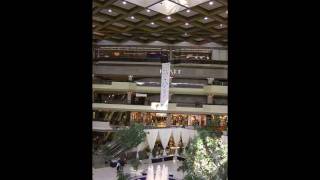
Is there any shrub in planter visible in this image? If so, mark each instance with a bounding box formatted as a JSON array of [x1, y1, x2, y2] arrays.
[[129, 158, 141, 171], [178, 129, 227, 180], [117, 171, 130, 180]]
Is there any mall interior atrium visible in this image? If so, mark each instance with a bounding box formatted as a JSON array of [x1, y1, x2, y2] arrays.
[[92, 1, 228, 180]]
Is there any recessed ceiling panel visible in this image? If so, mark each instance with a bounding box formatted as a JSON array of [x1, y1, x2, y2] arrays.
[[149, 0, 186, 15], [113, 0, 136, 10], [125, 16, 141, 23], [199, 1, 223, 10], [146, 23, 160, 28], [171, 0, 210, 8], [100, 9, 119, 16], [93, 16, 107, 22], [126, 0, 162, 7], [139, 9, 158, 16], [161, 16, 176, 23], [112, 22, 127, 28], [178, 9, 198, 17]]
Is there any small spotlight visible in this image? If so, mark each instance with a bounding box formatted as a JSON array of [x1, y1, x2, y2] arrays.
[[185, 22, 189, 26], [167, 16, 171, 20], [226, 10, 228, 14], [131, 16, 135, 19], [209, 1, 214, 5], [151, 22, 154, 25], [122, 1, 127, 5], [186, 9, 190, 13], [220, 24, 223, 27], [146, 9, 150, 13], [108, 9, 112, 13], [204, 17, 208, 20], [184, 32, 188, 36]]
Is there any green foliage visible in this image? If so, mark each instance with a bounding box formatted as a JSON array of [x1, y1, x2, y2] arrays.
[[115, 123, 146, 150], [129, 158, 141, 171], [152, 147, 157, 157], [179, 129, 227, 180], [117, 171, 130, 180]]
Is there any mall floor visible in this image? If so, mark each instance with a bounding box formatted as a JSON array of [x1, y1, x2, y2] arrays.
[[93, 159, 184, 180]]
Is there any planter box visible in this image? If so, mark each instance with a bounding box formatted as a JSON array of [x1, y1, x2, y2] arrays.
[[151, 158, 163, 163], [163, 156, 174, 161], [177, 156, 185, 161]]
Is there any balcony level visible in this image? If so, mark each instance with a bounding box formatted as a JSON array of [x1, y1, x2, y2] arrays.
[[92, 103, 227, 115], [93, 82, 227, 96], [93, 63, 227, 80]]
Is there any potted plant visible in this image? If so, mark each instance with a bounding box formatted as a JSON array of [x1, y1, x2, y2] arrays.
[[117, 171, 130, 180], [129, 158, 141, 171], [152, 147, 157, 158]]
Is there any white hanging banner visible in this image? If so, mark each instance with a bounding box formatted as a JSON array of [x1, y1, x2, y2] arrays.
[[144, 129, 159, 153], [172, 128, 182, 156], [181, 129, 190, 148], [188, 129, 196, 141], [159, 62, 171, 110], [172, 128, 182, 146], [158, 128, 172, 156]]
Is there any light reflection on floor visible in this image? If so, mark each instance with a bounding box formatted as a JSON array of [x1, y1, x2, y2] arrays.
[[93, 159, 184, 180]]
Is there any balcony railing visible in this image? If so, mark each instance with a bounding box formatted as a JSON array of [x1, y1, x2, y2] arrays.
[[92, 79, 112, 84], [92, 80, 227, 87]]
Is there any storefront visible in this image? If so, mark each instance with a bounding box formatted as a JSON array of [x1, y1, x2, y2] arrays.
[[207, 114, 228, 132], [130, 112, 166, 127], [171, 114, 207, 127], [130, 112, 208, 128]]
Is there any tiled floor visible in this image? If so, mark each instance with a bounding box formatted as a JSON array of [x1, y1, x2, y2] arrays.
[[93, 159, 184, 180]]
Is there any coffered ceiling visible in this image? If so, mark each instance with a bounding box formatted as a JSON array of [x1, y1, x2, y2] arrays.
[[93, 0, 228, 45]]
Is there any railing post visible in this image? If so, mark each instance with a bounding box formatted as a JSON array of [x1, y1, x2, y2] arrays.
[[127, 91, 132, 104], [207, 94, 214, 104]]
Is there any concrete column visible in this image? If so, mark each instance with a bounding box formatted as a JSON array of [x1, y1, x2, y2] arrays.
[[166, 114, 172, 126], [129, 112, 134, 125], [128, 75, 133, 82], [169, 93, 173, 102], [127, 91, 132, 104], [207, 94, 214, 104], [207, 78, 214, 85]]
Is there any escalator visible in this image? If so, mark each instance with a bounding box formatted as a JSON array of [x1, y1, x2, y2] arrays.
[[103, 140, 127, 160], [107, 111, 115, 121]]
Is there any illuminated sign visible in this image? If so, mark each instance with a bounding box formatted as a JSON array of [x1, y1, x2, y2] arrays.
[[160, 68, 181, 76]]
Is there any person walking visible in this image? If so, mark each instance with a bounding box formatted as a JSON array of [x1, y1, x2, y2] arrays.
[[116, 160, 121, 172]]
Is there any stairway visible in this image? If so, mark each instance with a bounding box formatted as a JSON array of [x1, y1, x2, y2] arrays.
[[103, 140, 127, 160]]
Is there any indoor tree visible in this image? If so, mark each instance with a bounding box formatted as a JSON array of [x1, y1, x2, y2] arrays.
[[178, 129, 228, 180], [115, 123, 146, 150]]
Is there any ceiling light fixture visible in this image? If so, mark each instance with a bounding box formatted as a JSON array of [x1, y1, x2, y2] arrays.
[[185, 22, 189, 26], [122, 1, 127, 5], [186, 9, 190, 13], [108, 9, 112, 13], [146, 9, 150, 13], [151, 22, 154, 25], [167, 16, 171, 20], [226, 10, 228, 14], [209, 1, 214, 5], [131, 16, 135, 19], [204, 17, 208, 20], [184, 32, 188, 36]]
